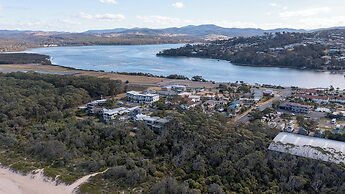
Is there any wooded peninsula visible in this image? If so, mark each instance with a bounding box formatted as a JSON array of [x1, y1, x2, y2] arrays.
[[158, 30, 345, 71]]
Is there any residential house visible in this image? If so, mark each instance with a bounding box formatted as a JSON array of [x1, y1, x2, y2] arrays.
[[135, 114, 169, 133], [239, 98, 256, 106], [263, 90, 274, 97], [102, 107, 129, 122], [330, 97, 345, 104], [180, 99, 200, 110], [102, 106, 141, 122], [126, 91, 160, 104], [178, 92, 201, 102], [296, 94, 330, 104], [228, 100, 242, 114], [203, 100, 227, 112], [189, 95, 201, 102], [161, 85, 187, 93], [279, 102, 312, 114], [158, 90, 179, 97], [178, 92, 192, 98], [315, 107, 331, 113], [86, 99, 107, 115]]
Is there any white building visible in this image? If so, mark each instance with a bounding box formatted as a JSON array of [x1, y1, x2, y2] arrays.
[[315, 107, 331, 113], [86, 99, 107, 114], [102, 107, 129, 122], [178, 92, 201, 102], [135, 114, 169, 133], [330, 97, 345, 104], [87, 99, 107, 107], [279, 102, 312, 114], [189, 95, 201, 102], [296, 94, 329, 104], [102, 106, 141, 122], [178, 92, 192, 98], [263, 90, 274, 97], [162, 85, 187, 93], [269, 132, 345, 164], [126, 91, 160, 104]]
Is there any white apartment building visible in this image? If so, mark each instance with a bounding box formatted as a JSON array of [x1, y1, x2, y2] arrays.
[[126, 91, 160, 104]]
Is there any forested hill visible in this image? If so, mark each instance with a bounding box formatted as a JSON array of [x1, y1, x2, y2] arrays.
[[1, 72, 345, 193], [0, 31, 197, 52], [0, 53, 51, 65], [158, 30, 345, 71]]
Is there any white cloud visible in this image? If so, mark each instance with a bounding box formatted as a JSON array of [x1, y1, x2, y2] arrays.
[[297, 16, 345, 29], [136, 15, 199, 28], [137, 15, 183, 25], [79, 12, 93, 20], [280, 7, 330, 18], [80, 12, 125, 21], [269, 2, 288, 10], [57, 19, 81, 26], [0, 4, 3, 11], [95, 13, 125, 21], [99, 0, 117, 4], [172, 2, 185, 9]]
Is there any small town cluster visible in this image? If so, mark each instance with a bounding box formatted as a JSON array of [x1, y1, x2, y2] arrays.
[[268, 31, 345, 68], [80, 81, 345, 141]]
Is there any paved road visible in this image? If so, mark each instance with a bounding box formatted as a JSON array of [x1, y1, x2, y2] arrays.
[[234, 95, 280, 122], [229, 87, 292, 123]]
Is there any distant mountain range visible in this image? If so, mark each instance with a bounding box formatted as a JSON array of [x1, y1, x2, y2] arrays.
[[84, 24, 308, 38], [2, 24, 345, 38], [1, 24, 345, 52]]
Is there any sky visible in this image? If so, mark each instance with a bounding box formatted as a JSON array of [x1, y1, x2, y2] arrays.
[[1, 0, 345, 32]]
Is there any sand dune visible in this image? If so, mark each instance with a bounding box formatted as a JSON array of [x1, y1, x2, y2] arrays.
[[0, 167, 106, 194]]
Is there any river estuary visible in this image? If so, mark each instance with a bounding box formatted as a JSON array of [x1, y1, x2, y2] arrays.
[[28, 44, 345, 89]]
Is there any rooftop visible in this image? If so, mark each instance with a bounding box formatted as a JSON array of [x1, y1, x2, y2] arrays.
[[269, 132, 345, 164], [296, 94, 330, 100], [88, 99, 107, 105], [127, 91, 159, 97], [103, 107, 128, 115], [135, 114, 169, 123], [281, 102, 312, 109]]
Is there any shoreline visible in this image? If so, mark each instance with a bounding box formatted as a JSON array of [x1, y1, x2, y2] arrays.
[[0, 63, 343, 89], [0, 165, 108, 194], [158, 54, 345, 74], [0, 166, 71, 194], [0, 63, 218, 89], [12, 43, 343, 74], [3, 43, 345, 74], [0, 42, 190, 53]]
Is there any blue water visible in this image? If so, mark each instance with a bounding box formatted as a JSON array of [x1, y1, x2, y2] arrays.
[[28, 44, 345, 88]]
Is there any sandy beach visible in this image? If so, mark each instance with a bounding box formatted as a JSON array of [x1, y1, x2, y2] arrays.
[[0, 167, 71, 194], [0, 167, 107, 194]]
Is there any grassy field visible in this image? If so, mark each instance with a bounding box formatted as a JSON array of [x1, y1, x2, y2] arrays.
[[0, 63, 218, 89]]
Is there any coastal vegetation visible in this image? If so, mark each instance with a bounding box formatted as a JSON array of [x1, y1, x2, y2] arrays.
[[1, 72, 345, 193], [0, 53, 51, 65]]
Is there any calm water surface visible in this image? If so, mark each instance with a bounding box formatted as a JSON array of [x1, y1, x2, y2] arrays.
[[29, 44, 345, 88]]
